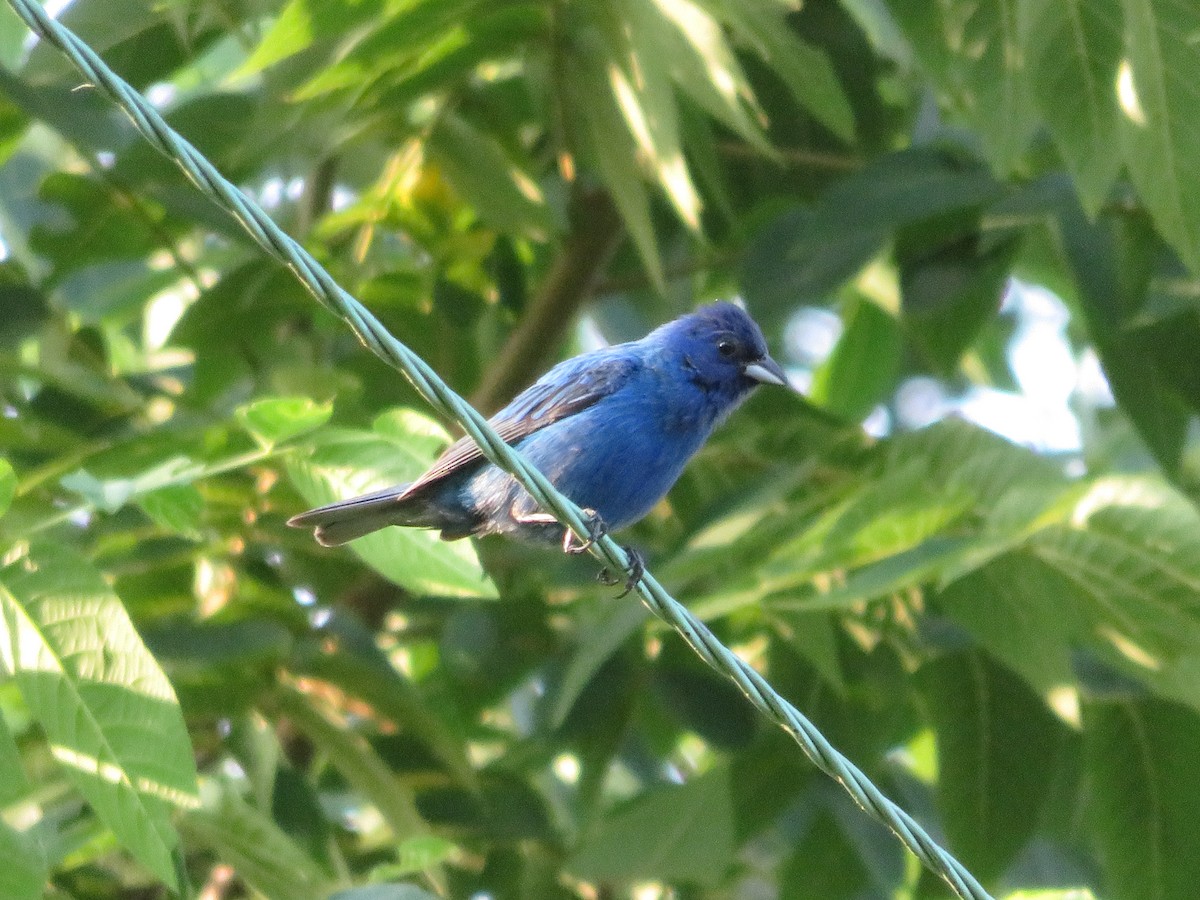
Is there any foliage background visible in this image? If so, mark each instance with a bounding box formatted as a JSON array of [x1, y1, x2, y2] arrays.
[[2, 0, 1200, 898]]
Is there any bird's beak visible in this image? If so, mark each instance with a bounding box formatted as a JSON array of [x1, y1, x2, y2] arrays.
[[743, 355, 790, 388]]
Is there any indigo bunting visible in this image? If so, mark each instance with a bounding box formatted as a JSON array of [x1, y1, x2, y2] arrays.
[[289, 302, 789, 565]]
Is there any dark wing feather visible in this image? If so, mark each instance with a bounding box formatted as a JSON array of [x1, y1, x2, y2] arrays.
[[398, 351, 640, 500]]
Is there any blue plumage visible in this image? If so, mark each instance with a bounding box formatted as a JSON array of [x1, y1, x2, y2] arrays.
[[289, 302, 789, 550]]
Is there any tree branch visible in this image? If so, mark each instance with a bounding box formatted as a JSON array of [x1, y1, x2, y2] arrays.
[[470, 185, 623, 413]]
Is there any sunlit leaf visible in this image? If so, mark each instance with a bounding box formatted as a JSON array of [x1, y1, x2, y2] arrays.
[[602, 0, 704, 230], [562, 8, 664, 287], [235, 396, 333, 448], [1118, 0, 1200, 273], [291, 0, 490, 99], [237, 0, 387, 77], [0, 457, 14, 518], [889, 0, 1037, 172], [646, 0, 771, 153], [1030, 477, 1200, 662], [135, 483, 204, 537], [427, 113, 552, 238], [1022, 0, 1123, 214], [710, 0, 855, 141], [0, 542, 198, 889]]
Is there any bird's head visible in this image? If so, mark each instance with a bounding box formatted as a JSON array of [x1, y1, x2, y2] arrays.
[[655, 301, 791, 398]]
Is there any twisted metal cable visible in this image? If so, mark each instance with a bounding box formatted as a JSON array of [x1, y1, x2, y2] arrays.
[[5, 3, 992, 897]]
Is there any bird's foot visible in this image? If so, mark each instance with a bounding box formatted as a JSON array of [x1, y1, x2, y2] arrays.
[[598, 546, 646, 599], [562, 508, 607, 555]]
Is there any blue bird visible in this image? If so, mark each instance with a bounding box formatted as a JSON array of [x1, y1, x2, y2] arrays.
[[289, 302, 789, 577]]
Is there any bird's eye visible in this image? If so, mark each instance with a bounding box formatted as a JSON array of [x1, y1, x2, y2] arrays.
[[717, 339, 737, 358]]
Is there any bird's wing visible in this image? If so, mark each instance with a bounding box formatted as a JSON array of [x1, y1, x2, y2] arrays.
[[400, 350, 641, 499]]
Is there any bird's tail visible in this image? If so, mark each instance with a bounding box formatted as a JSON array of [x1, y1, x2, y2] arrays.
[[288, 485, 432, 547]]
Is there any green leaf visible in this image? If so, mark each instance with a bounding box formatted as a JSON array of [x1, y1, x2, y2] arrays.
[[142, 619, 293, 716], [30, 172, 163, 275], [0, 69, 129, 158], [22, 0, 168, 83], [237, 0, 387, 76], [0, 819, 46, 900], [1022, 0, 1123, 214], [1058, 200, 1188, 472], [773, 609, 846, 693], [1118, 0, 1200, 273], [781, 808, 870, 899], [0, 3, 26, 70], [0, 457, 14, 518], [1029, 477, 1200, 663], [599, 0, 703, 230], [776, 536, 979, 612], [112, 93, 275, 186], [1085, 698, 1200, 900], [0, 267, 50, 351], [918, 651, 1065, 881], [0, 704, 30, 805], [899, 228, 1018, 375], [568, 766, 736, 884], [711, 0, 855, 141], [889, 0, 1037, 172], [291, 612, 477, 788], [692, 419, 1077, 617], [550, 600, 648, 728], [61, 455, 205, 513], [274, 686, 428, 842], [381, 835, 459, 878], [291, 0, 490, 98], [653, 650, 758, 751], [741, 205, 884, 321], [286, 410, 498, 599], [427, 113, 552, 238], [643, 0, 772, 154], [563, 20, 664, 289], [135, 483, 204, 537], [810, 294, 901, 421], [181, 778, 335, 900], [942, 473, 1200, 703], [235, 396, 333, 448], [741, 149, 1002, 325], [0, 542, 199, 889], [938, 554, 1084, 695]]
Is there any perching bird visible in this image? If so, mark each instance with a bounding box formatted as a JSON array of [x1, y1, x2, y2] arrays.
[[289, 302, 790, 571]]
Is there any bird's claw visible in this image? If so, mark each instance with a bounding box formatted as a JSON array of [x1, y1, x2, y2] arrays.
[[563, 508, 607, 555], [598, 547, 645, 598]]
